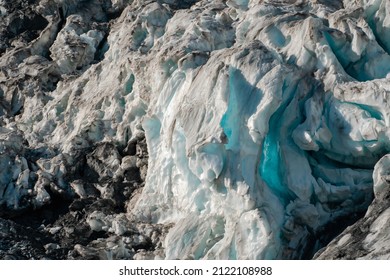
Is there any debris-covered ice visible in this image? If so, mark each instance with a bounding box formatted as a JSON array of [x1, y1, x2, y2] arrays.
[[0, 0, 389, 259]]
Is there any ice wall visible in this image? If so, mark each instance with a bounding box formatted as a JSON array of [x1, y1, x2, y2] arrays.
[[1, 0, 389, 259], [132, 0, 390, 259]]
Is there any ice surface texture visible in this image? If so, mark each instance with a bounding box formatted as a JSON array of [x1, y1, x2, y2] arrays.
[[0, 0, 389, 259], [315, 155, 390, 259], [133, 0, 390, 259]]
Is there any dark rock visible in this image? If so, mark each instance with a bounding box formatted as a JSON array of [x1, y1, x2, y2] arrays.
[[86, 142, 122, 182], [0, 217, 53, 259]]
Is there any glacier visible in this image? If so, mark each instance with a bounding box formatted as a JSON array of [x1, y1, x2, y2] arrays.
[[132, 0, 390, 259], [0, 0, 389, 259]]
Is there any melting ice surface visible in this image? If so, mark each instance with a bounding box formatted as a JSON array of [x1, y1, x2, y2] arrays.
[[132, 0, 390, 260], [1, 0, 389, 260], [260, 120, 286, 202]]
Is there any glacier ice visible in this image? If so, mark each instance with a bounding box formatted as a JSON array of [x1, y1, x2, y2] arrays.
[[315, 154, 390, 259], [132, 0, 390, 259], [0, 0, 389, 259]]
